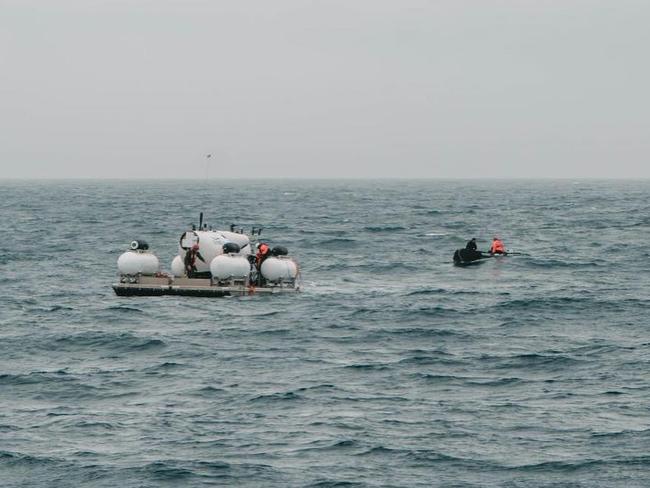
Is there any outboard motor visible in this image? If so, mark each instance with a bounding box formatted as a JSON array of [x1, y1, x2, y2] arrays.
[[223, 242, 241, 254], [130, 240, 149, 251], [271, 246, 288, 256]]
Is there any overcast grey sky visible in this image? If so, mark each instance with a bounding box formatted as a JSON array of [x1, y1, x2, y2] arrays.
[[1, 0, 648, 179]]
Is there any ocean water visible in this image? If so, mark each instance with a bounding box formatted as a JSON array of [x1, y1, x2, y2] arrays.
[[1, 179, 650, 487]]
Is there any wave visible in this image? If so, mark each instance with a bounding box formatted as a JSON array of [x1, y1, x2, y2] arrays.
[[405, 288, 480, 297], [311, 261, 420, 272], [43, 305, 75, 312], [487, 296, 603, 313], [413, 373, 463, 383], [230, 309, 283, 318], [465, 376, 523, 387], [294, 384, 337, 393], [347, 305, 460, 320], [131, 338, 166, 350], [121, 459, 232, 482], [143, 362, 186, 373], [343, 363, 390, 371], [256, 328, 292, 336], [195, 385, 227, 396], [591, 428, 650, 438], [70, 420, 117, 430], [506, 456, 650, 472], [0, 251, 42, 265], [372, 327, 472, 339], [249, 391, 303, 402], [363, 225, 407, 233], [312, 238, 359, 250], [140, 462, 197, 481], [569, 343, 636, 356], [397, 351, 462, 366], [0, 370, 71, 386], [305, 481, 366, 488], [524, 257, 605, 269], [0, 450, 61, 467], [104, 305, 146, 314], [355, 446, 476, 466], [404, 287, 447, 296], [53, 332, 166, 352], [486, 295, 650, 316], [294, 439, 361, 454], [395, 308, 464, 322], [490, 352, 584, 370]]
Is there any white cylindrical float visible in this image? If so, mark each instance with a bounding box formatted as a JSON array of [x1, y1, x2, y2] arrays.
[[117, 251, 160, 276], [170, 255, 185, 277], [210, 255, 251, 280], [260, 257, 298, 282]]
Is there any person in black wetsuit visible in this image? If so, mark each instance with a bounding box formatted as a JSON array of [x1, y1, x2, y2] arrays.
[[460, 237, 482, 261], [184, 244, 205, 278]]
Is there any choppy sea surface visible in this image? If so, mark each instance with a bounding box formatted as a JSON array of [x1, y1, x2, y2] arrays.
[[1, 179, 650, 487]]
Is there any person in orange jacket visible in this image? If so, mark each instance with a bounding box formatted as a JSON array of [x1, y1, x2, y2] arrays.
[[489, 237, 506, 255], [256, 242, 271, 268], [255, 243, 271, 285]]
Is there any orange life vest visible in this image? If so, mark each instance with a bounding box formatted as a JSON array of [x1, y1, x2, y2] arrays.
[[490, 239, 505, 253], [256, 244, 270, 267]]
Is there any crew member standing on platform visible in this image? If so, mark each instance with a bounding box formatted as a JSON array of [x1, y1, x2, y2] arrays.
[[256, 243, 270, 268], [255, 243, 271, 285], [184, 243, 205, 278]]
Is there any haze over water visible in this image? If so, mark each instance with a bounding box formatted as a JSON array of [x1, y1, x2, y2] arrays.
[[1, 179, 650, 487]]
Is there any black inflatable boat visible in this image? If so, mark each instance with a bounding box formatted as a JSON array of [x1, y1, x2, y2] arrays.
[[453, 248, 491, 266]]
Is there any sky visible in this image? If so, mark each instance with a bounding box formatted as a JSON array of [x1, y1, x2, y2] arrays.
[[1, 0, 649, 179]]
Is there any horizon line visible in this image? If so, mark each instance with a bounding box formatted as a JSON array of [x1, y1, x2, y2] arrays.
[[2, 176, 649, 182]]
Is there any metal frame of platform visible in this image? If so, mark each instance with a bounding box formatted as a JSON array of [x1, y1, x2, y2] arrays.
[[112, 275, 299, 297]]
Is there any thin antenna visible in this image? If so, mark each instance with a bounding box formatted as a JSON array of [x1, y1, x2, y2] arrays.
[[205, 154, 212, 180]]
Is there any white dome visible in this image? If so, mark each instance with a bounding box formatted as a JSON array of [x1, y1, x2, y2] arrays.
[[178, 230, 251, 273], [218, 230, 251, 250], [210, 255, 250, 280], [260, 257, 298, 282], [117, 251, 159, 276]]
